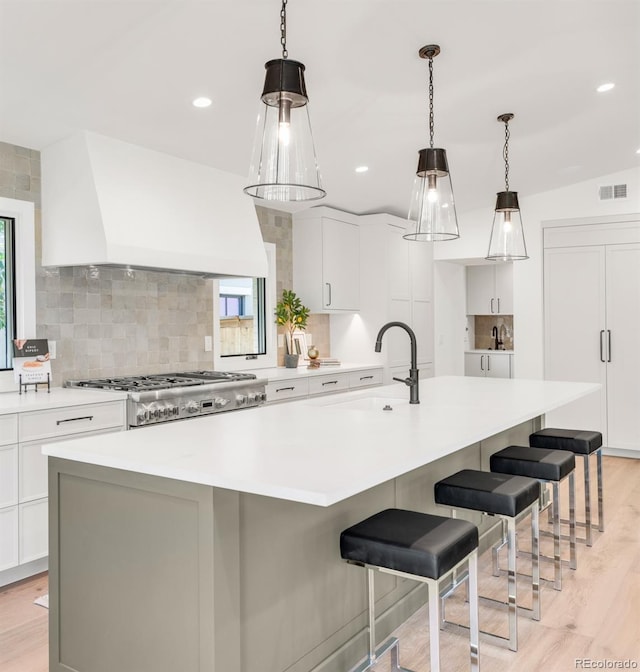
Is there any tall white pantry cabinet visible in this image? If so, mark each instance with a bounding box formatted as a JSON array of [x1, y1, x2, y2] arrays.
[[543, 217, 640, 456]]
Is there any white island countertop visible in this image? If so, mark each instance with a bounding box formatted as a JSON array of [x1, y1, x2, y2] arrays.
[[43, 376, 599, 507]]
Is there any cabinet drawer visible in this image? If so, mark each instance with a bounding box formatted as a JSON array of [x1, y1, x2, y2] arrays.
[[0, 415, 18, 446], [348, 369, 383, 389], [19, 401, 126, 442], [265, 379, 309, 403], [308, 372, 350, 396]]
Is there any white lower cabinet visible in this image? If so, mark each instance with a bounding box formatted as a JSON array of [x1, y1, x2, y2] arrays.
[[19, 498, 48, 564], [0, 399, 126, 585], [0, 506, 18, 571], [265, 368, 382, 404], [464, 353, 512, 378]]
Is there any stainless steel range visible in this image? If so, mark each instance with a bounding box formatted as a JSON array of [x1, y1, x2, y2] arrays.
[[65, 371, 267, 427]]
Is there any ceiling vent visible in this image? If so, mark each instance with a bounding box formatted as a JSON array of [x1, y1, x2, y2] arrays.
[[599, 183, 628, 201]]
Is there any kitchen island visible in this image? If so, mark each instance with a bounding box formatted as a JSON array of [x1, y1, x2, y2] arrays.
[[44, 376, 599, 672]]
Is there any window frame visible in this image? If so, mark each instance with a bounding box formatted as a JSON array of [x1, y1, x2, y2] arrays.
[[212, 242, 277, 371], [0, 197, 36, 392]]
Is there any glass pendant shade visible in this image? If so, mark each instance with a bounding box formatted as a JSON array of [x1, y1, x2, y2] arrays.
[[244, 59, 325, 202], [404, 147, 460, 241], [486, 191, 529, 261]]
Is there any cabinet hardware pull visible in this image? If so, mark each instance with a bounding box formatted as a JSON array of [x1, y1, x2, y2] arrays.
[[497, 297, 500, 313], [360, 375, 373, 381], [480, 355, 484, 371], [487, 355, 491, 371], [276, 387, 295, 392], [326, 282, 332, 306], [322, 380, 338, 386], [490, 298, 495, 313], [56, 415, 94, 425], [600, 330, 605, 363], [607, 330, 612, 363]]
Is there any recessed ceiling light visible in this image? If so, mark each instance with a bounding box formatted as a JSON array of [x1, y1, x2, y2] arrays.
[[192, 97, 213, 108], [636, 148, 640, 155], [355, 166, 369, 173], [596, 82, 615, 93]]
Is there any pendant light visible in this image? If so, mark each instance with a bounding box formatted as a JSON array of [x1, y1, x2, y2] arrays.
[[486, 113, 529, 261], [404, 45, 459, 242], [244, 0, 325, 202]]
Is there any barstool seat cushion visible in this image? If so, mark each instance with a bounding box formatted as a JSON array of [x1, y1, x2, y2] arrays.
[[435, 469, 539, 518], [529, 428, 603, 455], [340, 508, 478, 580], [491, 445, 575, 481]]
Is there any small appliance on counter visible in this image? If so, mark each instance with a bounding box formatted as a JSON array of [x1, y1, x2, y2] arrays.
[[65, 371, 267, 428]]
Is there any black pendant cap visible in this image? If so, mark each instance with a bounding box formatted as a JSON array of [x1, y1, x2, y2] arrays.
[[261, 59, 308, 107], [495, 191, 520, 211], [416, 148, 450, 177]]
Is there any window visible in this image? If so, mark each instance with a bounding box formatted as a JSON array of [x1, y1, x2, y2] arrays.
[[213, 242, 276, 370], [0, 197, 36, 392], [0, 217, 16, 369]]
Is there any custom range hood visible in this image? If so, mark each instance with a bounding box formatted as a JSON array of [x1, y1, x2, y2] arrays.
[[41, 131, 268, 278]]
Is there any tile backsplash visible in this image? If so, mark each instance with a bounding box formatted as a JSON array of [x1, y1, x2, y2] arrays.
[[473, 315, 514, 350]]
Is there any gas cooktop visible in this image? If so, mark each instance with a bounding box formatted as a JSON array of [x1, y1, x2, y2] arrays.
[[65, 370, 257, 392]]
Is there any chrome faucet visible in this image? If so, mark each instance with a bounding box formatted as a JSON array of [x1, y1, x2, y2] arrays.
[[374, 321, 420, 404]]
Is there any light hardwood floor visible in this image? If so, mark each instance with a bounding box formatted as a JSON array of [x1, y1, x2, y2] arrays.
[[0, 455, 638, 672]]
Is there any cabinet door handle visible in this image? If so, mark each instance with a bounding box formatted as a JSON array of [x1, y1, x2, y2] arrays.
[[276, 386, 295, 393], [607, 330, 612, 363], [600, 330, 605, 362], [480, 355, 484, 371], [360, 375, 373, 381], [322, 380, 338, 386], [490, 298, 495, 313], [326, 282, 332, 306], [487, 355, 491, 371], [56, 415, 94, 425], [497, 297, 500, 313]]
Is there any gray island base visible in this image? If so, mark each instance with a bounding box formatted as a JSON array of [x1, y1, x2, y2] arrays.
[[45, 377, 599, 672]]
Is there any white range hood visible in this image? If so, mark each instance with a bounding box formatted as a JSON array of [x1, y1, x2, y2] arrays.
[[41, 131, 268, 278]]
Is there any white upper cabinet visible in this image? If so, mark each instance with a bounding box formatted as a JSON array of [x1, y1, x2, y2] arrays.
[[466, 263, 513, 315], [293, 207, 360, 312]]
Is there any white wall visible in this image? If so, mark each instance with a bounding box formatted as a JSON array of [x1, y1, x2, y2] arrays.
[[433, 166, 640, 379]]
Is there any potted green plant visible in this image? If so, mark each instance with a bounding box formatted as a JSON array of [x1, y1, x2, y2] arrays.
[[275, 289, 310, 368]]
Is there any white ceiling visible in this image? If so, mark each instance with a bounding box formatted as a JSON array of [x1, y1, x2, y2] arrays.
[[1, 0, 639, 219]]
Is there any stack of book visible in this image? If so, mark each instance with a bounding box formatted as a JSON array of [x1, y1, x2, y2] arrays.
[[316, 357, 341, 367]]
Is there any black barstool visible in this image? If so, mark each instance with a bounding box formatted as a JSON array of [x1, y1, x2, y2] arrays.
[[490, 445, 577, 589], [529, 428, 604, 546], [434, 469, 540, 652], [340, 508, 480, 672]]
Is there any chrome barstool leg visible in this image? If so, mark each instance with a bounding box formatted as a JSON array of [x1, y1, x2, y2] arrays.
[[506, 516, 518, 651], [583, 454, 593, 547], [597, 448, 604, 532], [531, 504, 540, 621], [366, 568, 376, 663], [428, 578, 442, 672], [468, 550, 480, 672], [552, 481, 562, 590], [569, 472, 577, 570]]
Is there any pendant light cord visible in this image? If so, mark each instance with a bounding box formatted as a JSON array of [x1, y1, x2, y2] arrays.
[[503, 118, 510, 191], [428, 55, 434, 148], [280, 0, 288, 59]]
